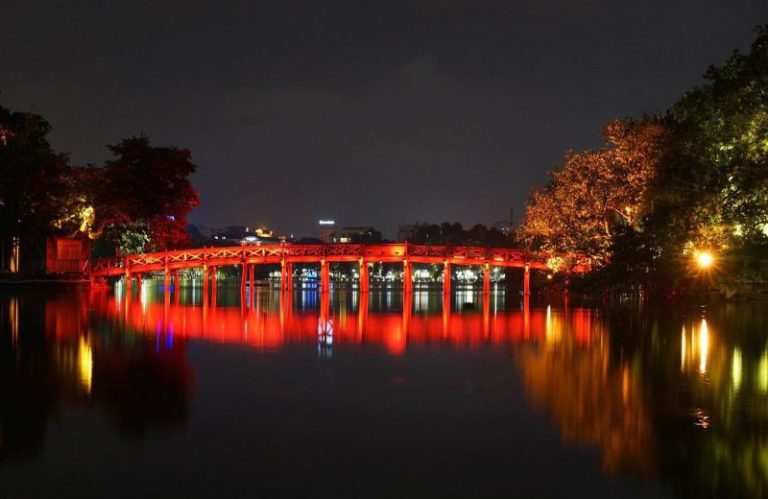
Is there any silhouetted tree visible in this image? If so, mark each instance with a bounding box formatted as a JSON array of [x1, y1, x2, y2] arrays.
[[0, 103, 70, 271]]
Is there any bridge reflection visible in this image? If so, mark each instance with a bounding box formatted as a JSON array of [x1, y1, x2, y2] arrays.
[[79, 287, 597, 355]]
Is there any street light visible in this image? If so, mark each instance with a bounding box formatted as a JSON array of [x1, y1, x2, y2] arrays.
[[695, 250, 714, 269]]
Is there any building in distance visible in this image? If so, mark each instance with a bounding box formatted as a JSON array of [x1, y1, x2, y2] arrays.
[[318, 220, 382, 243]]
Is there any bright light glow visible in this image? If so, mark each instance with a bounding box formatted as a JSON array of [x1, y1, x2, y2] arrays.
[[681, 326, 686, 372], [78, 336, 93, 394], [696, 251, 714, 269], [732, 348, 742, 390], [699, 319, 709, 375], [759, 349, 768, 393], [318, 219, 335, 225]]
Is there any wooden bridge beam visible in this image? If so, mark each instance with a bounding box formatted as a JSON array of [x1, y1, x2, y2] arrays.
[[483, 262, 491, 295]]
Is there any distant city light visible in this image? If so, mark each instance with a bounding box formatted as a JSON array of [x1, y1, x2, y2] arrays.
[[319, 219, 335, 225]]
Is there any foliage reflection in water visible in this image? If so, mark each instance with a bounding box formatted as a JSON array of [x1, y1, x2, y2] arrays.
[[1, 287, 767, 498]]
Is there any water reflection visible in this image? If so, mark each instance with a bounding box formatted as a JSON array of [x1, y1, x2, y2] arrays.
[[516, 306, 657, 476], [0, 290, 192, 464], [1, 289, 768, 498]]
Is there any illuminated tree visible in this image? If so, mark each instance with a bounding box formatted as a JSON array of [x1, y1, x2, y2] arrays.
[[90, 136, 199, 254], [648, 23, 768, 292], [519, 118, 668, 267]]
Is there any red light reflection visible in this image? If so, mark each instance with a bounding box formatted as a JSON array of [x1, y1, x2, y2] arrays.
[[73, 290, 597, 355]]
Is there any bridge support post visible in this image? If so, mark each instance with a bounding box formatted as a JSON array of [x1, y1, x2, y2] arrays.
[[202, 264, 209, 298], [483, 262, 491, 295], [136, 273, 143, 293], [281, 260, 293, 292], [320, 259, 330, 293], [523, 264, 530, 298], [248, 264, 255, 295], [359, 259, 369, 293], [403, 259, 412, 294], [164, 266, 171, 293], [443, 261, 451, 295], [240, 263, 247, 296], [286, 263, 293, 291], [210, 266, 218, 307], [125, 269, 132, 292]]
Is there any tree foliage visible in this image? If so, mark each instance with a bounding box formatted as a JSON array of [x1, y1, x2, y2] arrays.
[[0, 104, 70, 270], [98, 136, 199, 253], [520, 24, 768, 295], [68, 136, 200, 256], [647, 24, 768, 292], [406, 222, 511, 246], [518, 118, 668, 266]]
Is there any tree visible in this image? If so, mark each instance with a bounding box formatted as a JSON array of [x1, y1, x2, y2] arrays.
[[518, 118, 668, 267], [647, 24, 768, 293], [0, 104, 70, 272], [90, 136, 199, 255]]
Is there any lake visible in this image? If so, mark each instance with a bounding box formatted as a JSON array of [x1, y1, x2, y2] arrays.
[[1, 285, 766, 498]]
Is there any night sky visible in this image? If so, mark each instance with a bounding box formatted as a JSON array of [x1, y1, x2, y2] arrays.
[[2, 1, 765, 238]]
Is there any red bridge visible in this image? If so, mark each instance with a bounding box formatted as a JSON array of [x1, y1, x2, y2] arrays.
[[91, 243, 589, 296]]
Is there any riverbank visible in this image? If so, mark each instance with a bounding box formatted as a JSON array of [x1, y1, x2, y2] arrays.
[[0, 274, 90, 288]]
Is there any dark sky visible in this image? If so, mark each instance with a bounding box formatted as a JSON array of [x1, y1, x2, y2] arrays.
[[2, 1, 766, 238]]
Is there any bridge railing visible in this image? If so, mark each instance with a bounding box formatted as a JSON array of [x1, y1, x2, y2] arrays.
[[90, 243, 591, 277]]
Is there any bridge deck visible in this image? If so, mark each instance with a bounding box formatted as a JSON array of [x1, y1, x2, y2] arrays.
[[91, 243, 588, 277]]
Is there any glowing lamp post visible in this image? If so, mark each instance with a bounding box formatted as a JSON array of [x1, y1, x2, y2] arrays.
[[695, 251, 714, 270]]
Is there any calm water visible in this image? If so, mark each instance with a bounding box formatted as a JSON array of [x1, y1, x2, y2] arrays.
[[1, 285, 767, 498]]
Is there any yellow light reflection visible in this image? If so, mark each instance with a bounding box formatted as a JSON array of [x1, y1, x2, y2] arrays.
[[78, 336, 93, 394], [10, 297, 19, 346], [758, 349, 768, 393], [681, 326, 686, 372], [731, 347, 742, 391], [544, 305, 563, 346], [699, 319, 709, 375], [140, 281, 148, 312]]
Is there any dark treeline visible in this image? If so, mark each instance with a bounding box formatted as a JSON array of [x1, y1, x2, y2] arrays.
[[405, 222, 511, 247], [0, 102, 198, 272], [519, 24, 768, 298]]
